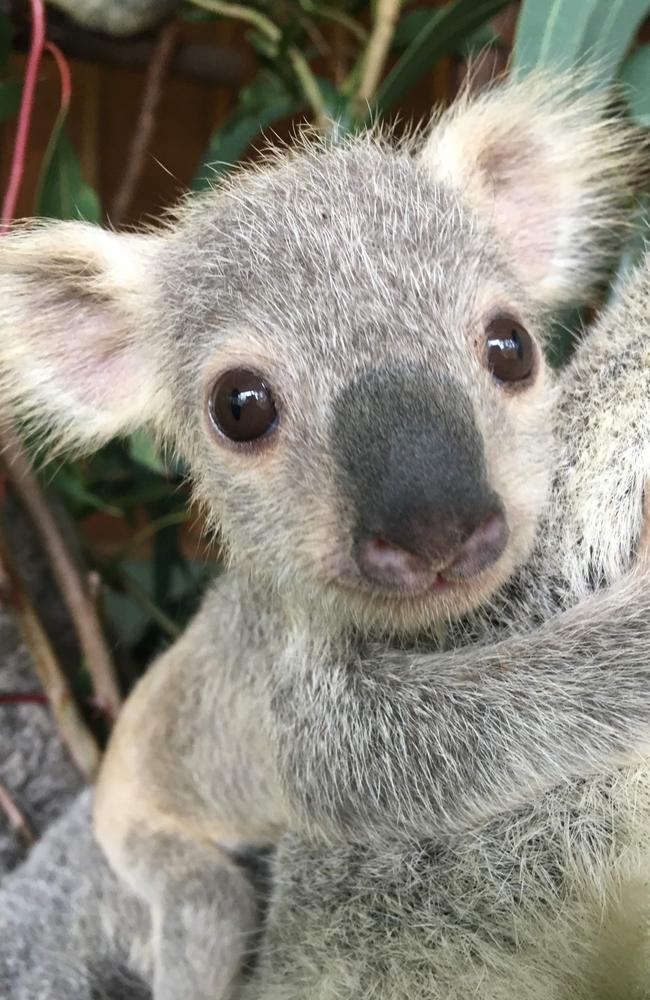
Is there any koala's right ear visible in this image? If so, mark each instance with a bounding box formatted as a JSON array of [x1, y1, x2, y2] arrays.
[[420, 73, 642, 309], [0, 221, 169, 452]]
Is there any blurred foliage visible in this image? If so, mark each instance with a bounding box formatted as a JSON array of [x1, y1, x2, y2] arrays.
[[2, 0, 650, 690]]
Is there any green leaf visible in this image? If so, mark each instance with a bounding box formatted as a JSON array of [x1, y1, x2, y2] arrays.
[[581, 0, 650, 80], [316, 77, 359, 137], [513, 1, 592, 72], [377, 0, 510, 111], [193, 73, 301, 189], [49, 465, 122, 517], [128, 431, 169, 476], [621, 44, 650, 126], [513, 0, 650, 83], [0, 80, 22, 121], [393, 9, 436, 48], [37, 124, 101, 222]]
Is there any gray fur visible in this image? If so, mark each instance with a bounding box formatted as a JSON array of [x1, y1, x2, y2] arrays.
[[1, 73, 649, 997], [242, 254, 650, 1000], [46, 0, 179, 36], [0, 791, 152, 999], [0, 495, 83, 875], [0, 610, 81, 874]]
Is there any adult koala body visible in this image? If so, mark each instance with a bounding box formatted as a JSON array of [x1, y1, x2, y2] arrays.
[[245, 256, 650, 1000], [2, 74, 650, 999], [5, 254, 650, 1000]]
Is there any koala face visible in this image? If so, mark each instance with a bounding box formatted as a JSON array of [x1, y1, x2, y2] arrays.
[[0, 74, 635, 635], [160, 143, 554, 631]]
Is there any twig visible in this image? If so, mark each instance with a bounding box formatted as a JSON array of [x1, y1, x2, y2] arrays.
[[354, 0, 402, 114], [0, 530, 100, 781], [0, 429, 122, 721], [188, 0, 281, 42], [110, 21, 180, 227], [287, 48, 329, 130], [1, 0, 45, 229], [119, 508, 190, 558], [0, 778, 35, 846]]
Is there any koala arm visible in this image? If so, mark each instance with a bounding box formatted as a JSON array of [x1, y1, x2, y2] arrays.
[[275, 568, 650, 842]]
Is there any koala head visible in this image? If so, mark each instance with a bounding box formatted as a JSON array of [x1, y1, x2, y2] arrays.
[[0, 75, 638, 634]]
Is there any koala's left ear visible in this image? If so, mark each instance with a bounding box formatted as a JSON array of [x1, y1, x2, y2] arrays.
[[420, 73, 642, 308], [0, 221, 170, 452]]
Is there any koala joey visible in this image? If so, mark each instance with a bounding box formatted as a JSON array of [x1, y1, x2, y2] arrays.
[[1, 74, 650, 999]]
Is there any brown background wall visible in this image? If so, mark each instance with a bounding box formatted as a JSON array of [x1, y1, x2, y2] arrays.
[[0, 2, 518, 229]]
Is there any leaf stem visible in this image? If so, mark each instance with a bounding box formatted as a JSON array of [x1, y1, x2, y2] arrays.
[[354, 0, 402, 114]]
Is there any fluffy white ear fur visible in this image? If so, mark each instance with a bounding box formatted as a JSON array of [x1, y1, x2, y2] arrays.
[[0, 222, 167, 451], [421, 73, 642, 308]]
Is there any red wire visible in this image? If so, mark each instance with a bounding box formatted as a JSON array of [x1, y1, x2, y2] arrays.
[[0, 693, 48, 705], [0, 0, 46, 230], [0, 15, 73, 713]]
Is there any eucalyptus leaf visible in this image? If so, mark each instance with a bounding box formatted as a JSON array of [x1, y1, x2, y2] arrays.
[[193, 74, 301, 189], [393, 9, 435, 48], [621, 44, 650, 126], [129, 431, 169, 476], [513, 0, 650, 82], [49, 466, 122, 518], [581, 0, 650, 80], [37, 124, 101, 222], [377, 0, 509, 111], [513, 1, 594, 73]]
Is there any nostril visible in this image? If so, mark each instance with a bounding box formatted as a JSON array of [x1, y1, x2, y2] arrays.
[[355, 536, 430, 589], [445, 511, 509, 580], [354, 508, 509, 591]]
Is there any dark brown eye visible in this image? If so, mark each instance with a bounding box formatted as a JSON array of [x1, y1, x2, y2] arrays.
[[209, 368, 277, 443], [486, 315, 534, 384]]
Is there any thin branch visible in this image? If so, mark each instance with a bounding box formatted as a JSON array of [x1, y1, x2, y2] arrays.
[[287, 47, 329, 129], [0, 530, 100, 781], [354, 0, 402, 113], [188, 0, 281, 42], [0, 778, 35, 846], [110, 21, 180, 227], [119, 508, 190, 558], [0, 429, 122, 721]]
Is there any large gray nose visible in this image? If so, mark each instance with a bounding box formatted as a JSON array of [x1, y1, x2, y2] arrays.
[[331, 365, 508, 590]]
